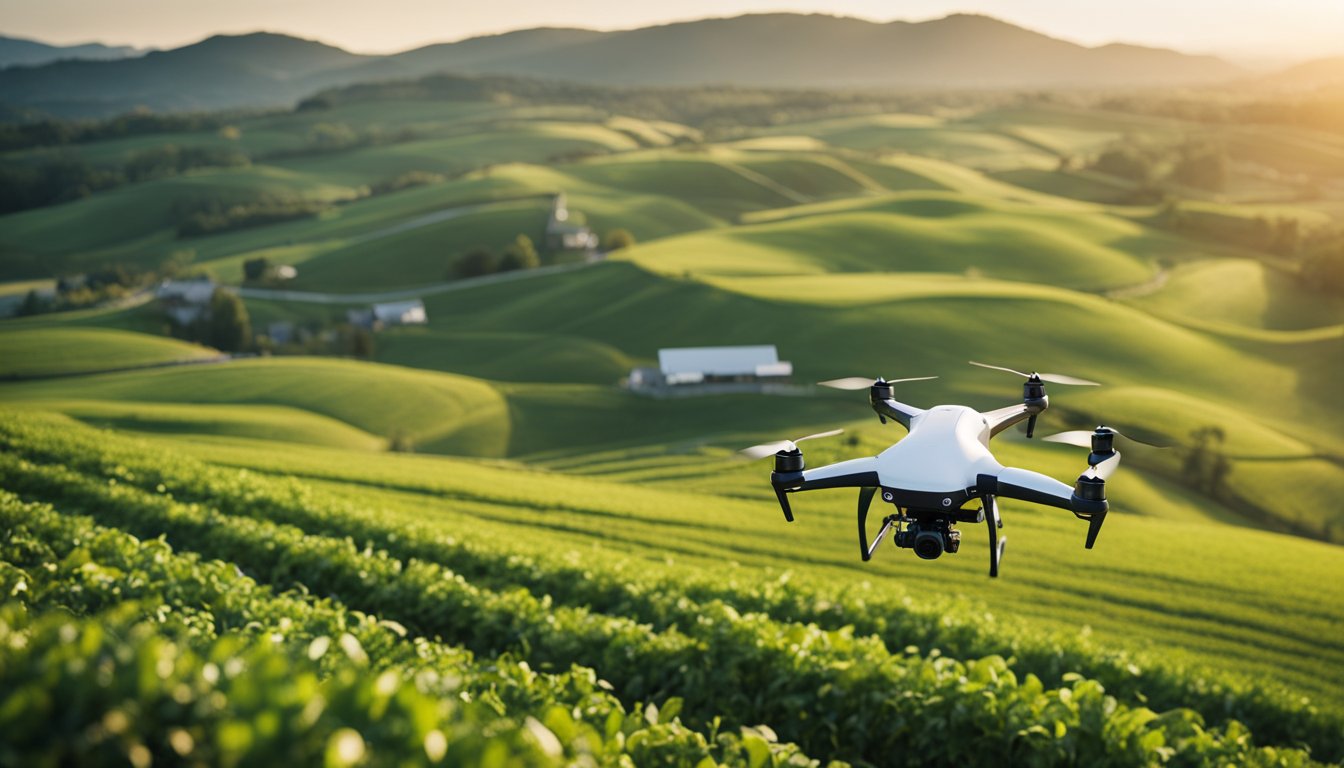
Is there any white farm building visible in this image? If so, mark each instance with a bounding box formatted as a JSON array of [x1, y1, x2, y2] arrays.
[[629, 345, 794, 395]]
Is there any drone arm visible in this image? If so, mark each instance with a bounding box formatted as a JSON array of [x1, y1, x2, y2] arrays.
[[872, 397, 924, 430], [983, 397, 1048, 439], [986, 467, 1075, 511], [979, 467, 1110, 547], [772, 457, 880, 514]]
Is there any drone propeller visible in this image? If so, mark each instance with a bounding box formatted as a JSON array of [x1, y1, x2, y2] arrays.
[[968, 361, 1100, 386], [1079, 452, 1123, 480], [739, 429, 843, 460], [819, 376, 937, 391], [1043, 425, 1165, 483], [1042, 428, 1168, 449]]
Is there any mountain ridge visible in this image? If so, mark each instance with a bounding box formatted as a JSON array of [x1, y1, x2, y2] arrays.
[[0, 34, 143, 69], [0, 14, 1249, 117]]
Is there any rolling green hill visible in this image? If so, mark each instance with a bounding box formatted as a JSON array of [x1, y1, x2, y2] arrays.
[[619, 191, 1160, 289], [2, 80, 1342, 768], [0, 166, 362, 278], [0, 357, 510, 456], [0, 326, 218, 378]]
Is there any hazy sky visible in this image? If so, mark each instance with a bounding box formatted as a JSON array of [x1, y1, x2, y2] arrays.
[[5, 0, 1342, 64]]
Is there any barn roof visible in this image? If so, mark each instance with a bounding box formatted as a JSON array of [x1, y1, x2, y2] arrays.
[[658, 345, 782, 376]]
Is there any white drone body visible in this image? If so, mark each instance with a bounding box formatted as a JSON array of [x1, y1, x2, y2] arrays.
[[752, 364, 1127, 578], [805, 405, 1078, 499]]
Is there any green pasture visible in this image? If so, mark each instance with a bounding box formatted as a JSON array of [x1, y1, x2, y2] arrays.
[[246, 99, 510, 138], [0, 357, 509, 456], [758, 112, 1058, 170], [17, 399, 384, 450], [1130, 258, 1344, 332], [184, 172, 554, 277], [564, 151, 805, 220], [604, 115, 701, 146], [0, 326, 217, 377], [0, 166, 362, 278], [374, 327, 636, 384], [283, 198, 552, 291], [482, 163, 724, 241], [621, 191, 1162, 290], [988, 168, 1134, 204], [273, 121, 642, 186]]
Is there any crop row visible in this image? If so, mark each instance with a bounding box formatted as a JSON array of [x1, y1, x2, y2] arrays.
[[0, 490, 818, 767], [0, 449, 1320, 768], [1, 411, 1336, 761]]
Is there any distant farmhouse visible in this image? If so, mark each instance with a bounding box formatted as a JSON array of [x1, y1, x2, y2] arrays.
[[155, 277, 216, 325], [545, 194, 599, 252], [347, 299, 428, 331], [629, 345, 795, 396]]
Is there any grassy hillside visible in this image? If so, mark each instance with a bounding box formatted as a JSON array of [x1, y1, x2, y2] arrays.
[[0, 326, 218, 378], [1130, 259, 1344, 332], [24, 399, 384, 450], [2, 78, 1343, 768], [0, 357, 509, 456], [0, 166, 362, 278], [619, 191, 1160, 289]]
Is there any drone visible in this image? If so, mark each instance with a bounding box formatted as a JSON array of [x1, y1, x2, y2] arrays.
[[742, 361, 1157, 578]]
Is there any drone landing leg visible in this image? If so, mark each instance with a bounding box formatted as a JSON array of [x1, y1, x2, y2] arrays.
[[866, 516, 896, 560], [774, 487, 794, 522], [985, 494, 1003, 578], [857, 486, 877, 561]]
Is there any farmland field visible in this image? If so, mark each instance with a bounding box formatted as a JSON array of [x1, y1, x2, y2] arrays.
[[2, 79, 1342, 767]]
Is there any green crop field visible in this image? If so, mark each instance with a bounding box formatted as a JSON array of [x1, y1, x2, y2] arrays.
[[2, 80, 1342, 767]]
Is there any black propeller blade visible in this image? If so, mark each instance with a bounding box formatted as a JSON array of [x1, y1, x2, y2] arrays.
[[968, 360, 1100, 386]]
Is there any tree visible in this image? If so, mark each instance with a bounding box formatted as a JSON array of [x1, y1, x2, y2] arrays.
[[499, 234, 540, 272], [306, 122, 357, 151], [243, 256, 271, 282], [1181, 426, 1232, 497], [1091, 145, 1154, 184], [455, 248, 499, 279], [603, 228, 636, 251], [1171, 144, 1229, 192], [17, 289, 50, 317], [206, 288, 251, 353], [1300, 246, 1344, 296]]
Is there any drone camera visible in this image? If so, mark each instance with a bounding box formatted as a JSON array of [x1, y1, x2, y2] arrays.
[[896, 517, 961, 560]]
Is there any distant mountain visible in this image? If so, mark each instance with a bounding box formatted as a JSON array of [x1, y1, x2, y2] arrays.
[[1260, 56, 1344, 90], [0, 15, 1246, 118], [0, 32, 367, 116], [0, 34, 142, 69], [389, 14, 1241, 90]]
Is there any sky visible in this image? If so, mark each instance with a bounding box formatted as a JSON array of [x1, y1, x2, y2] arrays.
[[4, 0, 1342, 65]]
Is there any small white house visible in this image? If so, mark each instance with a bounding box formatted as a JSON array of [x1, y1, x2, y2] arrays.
[[657, 345, 793, 385], [348, 299, 427, 330], [374, 300, 427, 326], [156, 277, 217, 325], [545, 193, 599, 251]]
